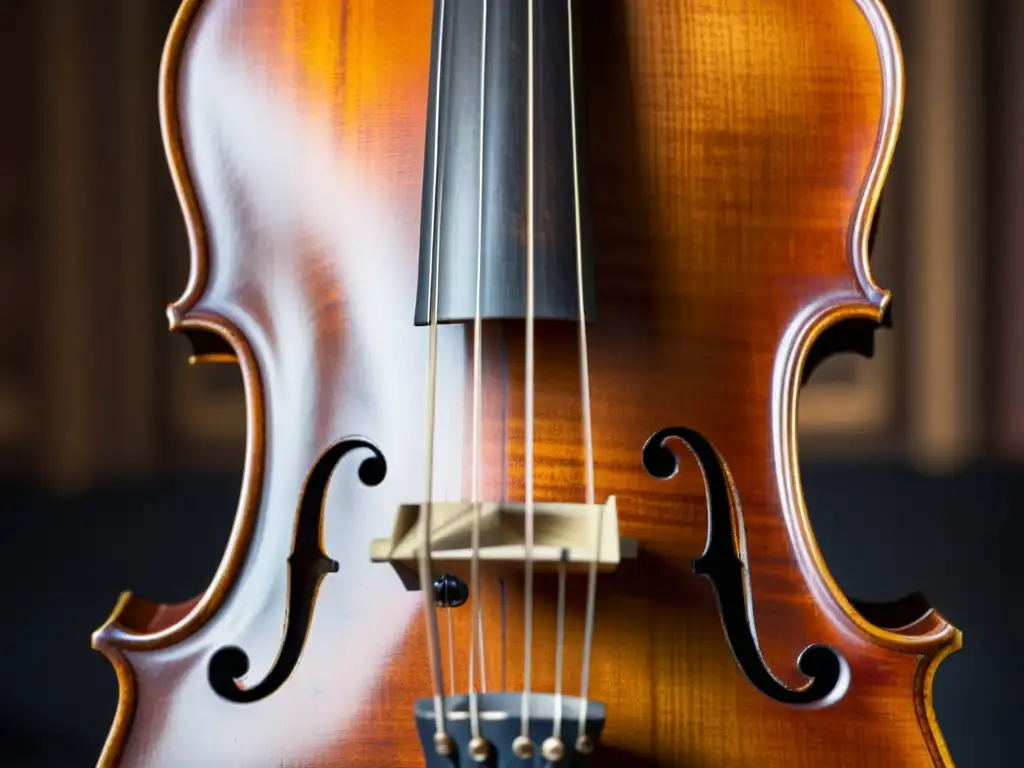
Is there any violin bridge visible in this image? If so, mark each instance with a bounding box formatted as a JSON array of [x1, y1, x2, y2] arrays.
[[369, 497, 637, 591]]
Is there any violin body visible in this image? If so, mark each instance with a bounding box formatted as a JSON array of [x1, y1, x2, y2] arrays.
[[93, 0, 960, 766]]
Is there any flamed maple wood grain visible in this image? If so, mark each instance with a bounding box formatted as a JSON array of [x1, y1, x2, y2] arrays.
[[91, 0, 960, 765]]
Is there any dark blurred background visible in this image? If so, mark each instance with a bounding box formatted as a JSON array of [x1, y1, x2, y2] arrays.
[[1, 0, 1022, 766]]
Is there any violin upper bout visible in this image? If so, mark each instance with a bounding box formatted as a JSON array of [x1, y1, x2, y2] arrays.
[[845, 0, 904, 310], [777, 0, 905, 420], [161, 0, 215, 330]]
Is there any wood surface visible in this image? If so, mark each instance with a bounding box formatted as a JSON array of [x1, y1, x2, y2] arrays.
[[92, 0, 960, 765]]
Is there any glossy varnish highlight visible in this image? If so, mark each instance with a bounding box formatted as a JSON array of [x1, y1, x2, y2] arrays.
[[92, 1, 960, 766]]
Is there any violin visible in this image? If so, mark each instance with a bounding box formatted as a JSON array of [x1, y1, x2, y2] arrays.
[[92, 0, 960, 765]]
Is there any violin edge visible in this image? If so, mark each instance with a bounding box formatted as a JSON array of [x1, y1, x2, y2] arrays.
[[92, 2, 268, 764], [163, 0, 209, 329], [793, 0, 961, 650], [91, 592, 135, 768], [845, 0, 902, 311], [915, 629, 964, 766], [771, 1, 960, 763]]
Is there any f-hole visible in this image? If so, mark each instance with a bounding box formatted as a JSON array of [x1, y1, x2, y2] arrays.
[[208, 438, 387, 703], [642, 427, 847, 707]]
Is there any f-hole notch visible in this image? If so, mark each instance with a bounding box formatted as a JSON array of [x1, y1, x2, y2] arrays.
[[642, 427, 847, 707], [208, 438, 387, 703]]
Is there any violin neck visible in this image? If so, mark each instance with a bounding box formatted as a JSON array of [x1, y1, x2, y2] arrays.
[[413, 0, 597, 326]]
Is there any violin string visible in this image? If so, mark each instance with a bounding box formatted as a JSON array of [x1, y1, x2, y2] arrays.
[[478, 612, 488, 693], [519, 0, 537, 745], [467, 0, 489, 742], [419, 0, 449, 741], [500, 576, 508, 692], [447, 606, 456, 696], [567, 0, 601, 737], [552, 549, 568, 741], [552, 0, 585, 744]]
